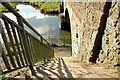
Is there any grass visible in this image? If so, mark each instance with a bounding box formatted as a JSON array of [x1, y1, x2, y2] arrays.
[[3, 43, 21, 56], [0, 74, 5, 79], [38, 1, 60, 14], [0, 2, 17, 12], [48, 30, 71, 47], [0, 4, 6, 11], [60, 30, 71, 37], [3, 45, 14, 56], [0, 1, 60, 14]]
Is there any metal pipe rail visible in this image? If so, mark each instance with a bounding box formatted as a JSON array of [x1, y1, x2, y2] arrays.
[[1, 2, 50, 46], [0, 2, 54, 74]]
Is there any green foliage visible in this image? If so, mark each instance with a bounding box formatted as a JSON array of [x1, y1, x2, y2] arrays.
[[38, 1, 60, 13], [0, 4, 6, 11], [60, 30, 71, 37], [0, 74, 5, 79], [3, 46, 14, 56], [3, 43, 20, 56], [9, 2, 17, 9], [0, 3, 16, 11], [0, 1, 60, 13]]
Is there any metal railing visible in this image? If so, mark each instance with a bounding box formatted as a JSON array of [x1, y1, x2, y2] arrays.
[[0, 2, 54, 74]]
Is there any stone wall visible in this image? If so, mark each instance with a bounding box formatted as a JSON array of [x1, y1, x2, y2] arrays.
[[96, 2, 120, 67], [65, 2, 120, 67]]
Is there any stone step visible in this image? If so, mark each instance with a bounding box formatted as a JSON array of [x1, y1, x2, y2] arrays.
[[3, 57, 119, 80]]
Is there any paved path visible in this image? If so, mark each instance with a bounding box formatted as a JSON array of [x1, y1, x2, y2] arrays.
[[6, 57, 119, 80], [26, 57, 118, 79], [3, 47, 119, 80], [14, 57, 119, 80], [54, 47, 72, 58]]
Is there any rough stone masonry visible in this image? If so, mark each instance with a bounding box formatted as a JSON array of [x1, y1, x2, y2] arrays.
[[64, 1, 120, 68]]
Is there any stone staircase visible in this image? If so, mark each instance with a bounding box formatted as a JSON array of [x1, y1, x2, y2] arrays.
[[2, 47, 119, 80], [2, 57, 119, 80]]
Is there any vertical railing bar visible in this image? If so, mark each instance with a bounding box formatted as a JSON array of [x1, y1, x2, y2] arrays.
[[25, 33, 34, 63], [27, 35, 34, 62], [31, 37, 37, 62], [34, 39, 38, 62], [17, 28, 29, 66], [10, 23, 25, 66], [37, 40, 40, 60], [3, 19, 21, 67], [42, 43, 45, 61], [1, 3, 54, 73], [2, 2, 51, 46], [1, 27, 17, 68], [17, 17, 31, 64], [36, 39, 40, 61], [19, 28, 31, 64], [29, 35, 36, 63], [37, 40, 41, 61], [30, 35, 46, 61], [38, 42, 42, 61], [2, 46, 11, 70], [38, 42, 41, 61], [40, 41, 43, 61], [43, 43, 46, 61], [17, 17, 35, 75]]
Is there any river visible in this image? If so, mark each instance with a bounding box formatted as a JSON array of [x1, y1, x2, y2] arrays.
[[1, 4, 71, 46]]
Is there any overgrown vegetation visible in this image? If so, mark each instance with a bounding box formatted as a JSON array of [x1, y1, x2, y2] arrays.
[[0, 3, 17, 12], [0, 1, 60, 14], [0, 4, 6, 11], [38, 1, 60, 14]]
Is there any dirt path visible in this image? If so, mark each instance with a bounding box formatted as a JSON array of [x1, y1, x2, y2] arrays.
[[54, 47, 72, 58]]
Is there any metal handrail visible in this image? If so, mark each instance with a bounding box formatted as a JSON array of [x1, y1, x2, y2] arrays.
[[0, 2, 54, 74], [1, 2, 51, 47]]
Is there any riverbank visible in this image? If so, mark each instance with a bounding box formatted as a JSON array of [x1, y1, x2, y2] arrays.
[[24, 2, 60, 14], [0, 2, 60, 14], [38, 2, 60, 14]]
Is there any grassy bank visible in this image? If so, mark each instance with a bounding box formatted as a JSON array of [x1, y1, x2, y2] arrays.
[[29, 1, 60, 14], [0, 3, 17, 12], [38, 1, 60, 14], [0, 4, 6, 11], [0, 1, 60, 14]]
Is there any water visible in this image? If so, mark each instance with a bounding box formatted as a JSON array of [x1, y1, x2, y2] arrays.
[[2, 4, 59, 44], [1, 4, 71, 45]]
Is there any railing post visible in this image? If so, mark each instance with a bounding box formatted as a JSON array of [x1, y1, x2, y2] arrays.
[[1, 2, 54, 74], [10, 23, 25, 66], [25, 34, 34, 63], [1, 27, 17, 68], [3, 19, 21, 67], [17, 28, 29, 65], [2, 45, 11, 70], [28, 36, 36, 63], [40, 36, 43, 42], [17, 17, 35, 75]]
